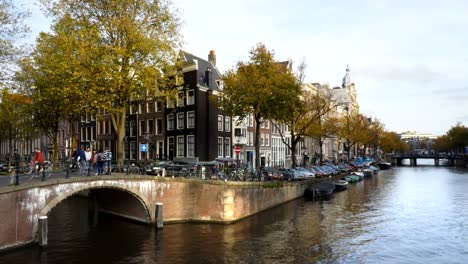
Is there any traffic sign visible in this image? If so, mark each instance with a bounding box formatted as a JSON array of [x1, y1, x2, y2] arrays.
[[234, 146, 241, 154], [140, 143, 148, 153]]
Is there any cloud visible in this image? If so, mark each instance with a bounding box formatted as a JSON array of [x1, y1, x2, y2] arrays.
[[431, 87, 468, 103], [356, 64, 442, 83]]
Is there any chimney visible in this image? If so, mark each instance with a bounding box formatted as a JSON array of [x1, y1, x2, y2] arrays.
[[208, 50, 216, 66], [205, 67, 211, 88]]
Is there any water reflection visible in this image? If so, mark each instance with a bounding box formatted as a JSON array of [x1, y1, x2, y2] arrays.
[[1, 167, 468, 264]]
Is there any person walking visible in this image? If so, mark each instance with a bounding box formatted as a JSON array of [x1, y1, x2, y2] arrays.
[[85, 147, 92, 175], [31, 148, 44, 174], [75, 146, 87, 176], [96, 149, 104, 175]]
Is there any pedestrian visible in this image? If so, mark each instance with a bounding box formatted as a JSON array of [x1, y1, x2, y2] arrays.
[[75, 146, 87, 176], [96, 149, 104, 175], [31, 148, 44, 174], [91, 150, 97, 174], [85, 147, 92, 171], [103, 148, 112, 175]]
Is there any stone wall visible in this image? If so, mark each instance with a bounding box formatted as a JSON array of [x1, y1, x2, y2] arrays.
[[0, 176, 309, 251]]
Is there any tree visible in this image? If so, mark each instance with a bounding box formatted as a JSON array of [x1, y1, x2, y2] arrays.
[[380, 131, 409, 154], [38, 0, 182, 165], [360, 118, 384, 157], [0, 0, 28, 87], [444, 123, 468, 154], [16, 14, 100, 162], [301, 85, 337, 165], [222, 43, 299, 168], [0, 88, 33, 165], [333, 110, 368, 160]]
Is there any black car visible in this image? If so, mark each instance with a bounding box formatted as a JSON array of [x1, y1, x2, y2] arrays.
[[0, 163, 9, 173]]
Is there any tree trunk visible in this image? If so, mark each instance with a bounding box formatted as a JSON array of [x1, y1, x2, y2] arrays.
[[319, 137, 324, 165], [254, 114, 261, 169], [115, 113, 126, 167], [71, 121, 78, 151], [290, 132, 298, 168]]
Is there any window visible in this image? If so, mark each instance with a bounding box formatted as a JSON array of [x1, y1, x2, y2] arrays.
[[156, 119, 163, 135], [218, 115, 223, 131], [248, 114, 253, 127], [235, 128, 242, 137], [140, 120, 146, 136], [166, 97, 175, 108], [217, 137, 223, 157], [177, 92, 184, 107], [156, 101, 163, 112], [147, 102, 154, 113], [224, 138, 231, 157], [147, 119, 154, 134], [265, 134, 270, 146], [139, 103, 145, 114], [187, 111, 195, 128], [224, 116, 231, 132], [177, 112, 184, 129], [260, 133, 264, 146], [129, 120, 136, 137], [81, 115, 85, 123], [248, 132, 253, 146], [167, 114, 175, 130], [177, 136, 184, 157], [130, 104, 137, 114], [265, 120, 270, 129], [187, 90, 195, 105], [187, 135, 195, 157], [130, 141, 136, 160]]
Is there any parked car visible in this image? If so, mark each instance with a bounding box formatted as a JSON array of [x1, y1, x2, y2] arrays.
[[295, 167, 315, 179], [308, 166, 328, 178], [278, 168, 304, 181], [0, 163, 9, 173], [259, 167, 284, 181], [146, 161, 171, 175]]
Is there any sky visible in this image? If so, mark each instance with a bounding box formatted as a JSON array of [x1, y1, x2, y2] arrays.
[[17, 0, 468, 136]]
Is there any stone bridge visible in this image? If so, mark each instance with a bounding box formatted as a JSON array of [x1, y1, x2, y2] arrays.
[[0, 175, 308, 251]]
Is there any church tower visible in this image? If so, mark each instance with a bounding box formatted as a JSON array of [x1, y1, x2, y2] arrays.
[[341, 65, 358, 112]]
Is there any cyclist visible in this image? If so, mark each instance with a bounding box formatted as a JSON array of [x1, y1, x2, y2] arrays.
[[31, 148, 44, 174]]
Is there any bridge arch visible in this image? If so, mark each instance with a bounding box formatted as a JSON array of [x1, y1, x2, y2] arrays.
[[33, 184, 152, 239]]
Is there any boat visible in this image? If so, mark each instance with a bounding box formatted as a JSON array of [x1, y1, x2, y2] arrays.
[[304, 182, 336, 199], [377, 162, 392, 170], [351, 171, 364, 178], [333, 180, 349, 191], [363, 169, 373, 177], [342, 174, 361, 183]]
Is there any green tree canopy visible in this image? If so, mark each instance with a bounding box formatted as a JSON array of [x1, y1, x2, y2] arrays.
[[0, 0, 28, 87], [222, 43, 300, 168], [380, 131, 409, 154], [35, 0, 182, 164]]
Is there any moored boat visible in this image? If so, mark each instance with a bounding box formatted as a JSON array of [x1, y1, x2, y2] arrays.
[[377, 162, 392, 170], [343, 174, 361, 183], [363, 169, 373, 177], [304, 182, 336, 199], [333, 180, 349, 191]]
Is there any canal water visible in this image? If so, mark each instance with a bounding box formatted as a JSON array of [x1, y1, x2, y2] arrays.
[[1, 164, 468, 263]]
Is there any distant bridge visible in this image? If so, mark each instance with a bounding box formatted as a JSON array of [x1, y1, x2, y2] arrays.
[[391, 153, 467, 167]]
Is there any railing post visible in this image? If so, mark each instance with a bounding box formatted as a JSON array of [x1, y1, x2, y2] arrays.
[[66, 161, 70, 178], [155, 203, 163, 229], [15, 165, 19, 186], [38, 216, 48, 247], [41, 167, 46, 182]]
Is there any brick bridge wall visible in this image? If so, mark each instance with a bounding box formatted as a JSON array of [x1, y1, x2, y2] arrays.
[[0, 175, 308, 251]]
